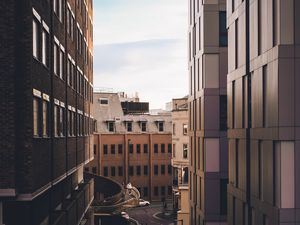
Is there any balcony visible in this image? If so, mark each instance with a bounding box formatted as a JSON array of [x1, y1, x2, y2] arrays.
[[84, 173, 140, 215]]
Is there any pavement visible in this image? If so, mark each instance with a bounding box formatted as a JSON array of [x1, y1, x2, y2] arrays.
[[127, 202, 176, 225]]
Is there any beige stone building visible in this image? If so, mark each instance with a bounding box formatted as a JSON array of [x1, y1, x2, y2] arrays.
[[227, 0, 300, 224], [171, 97, 190, 225], [86, 91, 173, 202], [188, 0, 228, 224]]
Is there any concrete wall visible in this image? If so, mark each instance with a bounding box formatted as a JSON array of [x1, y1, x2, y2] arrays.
[[227, 0, 300, 224], [188, 1, 228, 224]]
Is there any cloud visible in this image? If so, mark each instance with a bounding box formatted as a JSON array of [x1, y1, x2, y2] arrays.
[[93, 0, 188, 45], [94, 39, 182, 73], [93, 0, 188, 109]]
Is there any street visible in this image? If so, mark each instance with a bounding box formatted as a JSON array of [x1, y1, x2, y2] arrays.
[[127, 203, 175, 225]]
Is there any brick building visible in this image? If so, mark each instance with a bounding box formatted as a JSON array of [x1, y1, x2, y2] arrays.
[[0, 0, 94, 224], [86, 91, 173, 202]]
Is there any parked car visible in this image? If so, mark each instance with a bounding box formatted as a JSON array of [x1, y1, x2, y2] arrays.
[[138, 199, 150, 207], [120, 211, 130, 220]]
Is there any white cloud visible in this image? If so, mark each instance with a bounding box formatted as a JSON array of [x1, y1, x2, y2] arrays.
[[93, 0, 188, 109]]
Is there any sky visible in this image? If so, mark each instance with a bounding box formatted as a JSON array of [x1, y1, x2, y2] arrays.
[[93, 0, 188, 109]]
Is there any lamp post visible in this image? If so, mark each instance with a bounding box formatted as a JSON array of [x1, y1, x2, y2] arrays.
[[127, 138, 131, 183]]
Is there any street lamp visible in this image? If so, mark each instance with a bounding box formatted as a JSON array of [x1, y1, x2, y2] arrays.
[[127, 138, 131, 183]]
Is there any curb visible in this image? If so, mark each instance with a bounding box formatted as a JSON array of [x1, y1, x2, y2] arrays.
[[129, 217, 141, 225], [153, 212, 168, 221]]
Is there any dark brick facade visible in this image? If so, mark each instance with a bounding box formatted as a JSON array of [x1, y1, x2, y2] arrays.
[[0, 0, 94, 224]]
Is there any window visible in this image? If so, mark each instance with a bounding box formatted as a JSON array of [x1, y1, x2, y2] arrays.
[[111, 144, 115, 154], [108, 122, 114, 132], [32, 19, 39, 59], [72, 111, 76, 135], [183, 144, 188, 159], [141, 122, 147, 132], [220, 179, 228, 215], [77, 114, 83, 136], [183, 124, 188, 135], [199, 16, 202, 51], [258, 0, 262, 55], [161, 144, 165, 153], [70, 13, 74, 40], [173, 144, 176, 157], [68, 109, 73, 136], [154, 187, 159, 196], [154, 165, 158, 175], [69, 59, 75, 88], [103, 144, 108, 155], [232, 80, 236, 128], [161, 186, 165, 196], [198, 137, 201, 170], [144, 187, 148, 197], [205, 138, 220, 172], [103, 167, 108, 176], [129, 166, 134, 176], [168, 144, 172, 153], [42, 100, 49, 137], [154, 144, 158, 153], [219, 12, 228, 47], [67, 6, 70, 34], [136, 166, 141, 176], [143, 144, 148, 153], [92, 167, 96, 174], [262, 65, 267, 127], [144, 166, 148, 175], [235, 19, 239, 69], [168, 186, 172, 195], [67, 58, 71, 85], [129, 144, 133, 154], [33, 97, 41, 137], [136, 144, 141, 154], [84, 167, 89, 172], [59, 107, 65, 136], [59, 47, 64, 80], [53, 0, 63, 22], [67, 6, 75, 40], [118, 166, 123, 176], [220, 95, 227, 131], [158, 122, 164, 132], [168, 164, 172, 175], [53, 42, 59, 75], [127, 122, 132, 132], [41, 28, 49, 67], [93, 144, 96, 155], [118, 144, 123, 154], [77, 26, 82, 54], [161, 165, 165, 175], [54, 105, 59, 136], [111, 167, 115, 176], [173, 123, 175, 134], [99, 98, 108, 104], [275, 141, 295, 208], [235, 140, 239, 188]]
